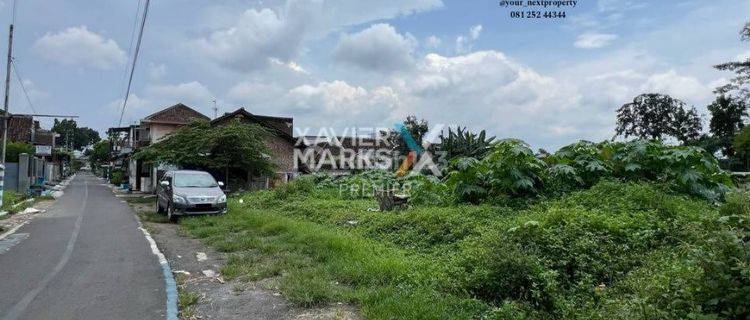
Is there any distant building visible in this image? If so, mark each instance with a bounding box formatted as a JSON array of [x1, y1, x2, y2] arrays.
[[0, 112, 56, 148], [108, 104, 297, 192], [211, 107, 296, 189], [108, 103, 209, 191]]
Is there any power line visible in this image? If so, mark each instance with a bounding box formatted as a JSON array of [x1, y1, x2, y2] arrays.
[[118, 0, 142, 99], [11, 59, 37, 114], [11, 0, 17, 25], [118, 0, 151, 126]]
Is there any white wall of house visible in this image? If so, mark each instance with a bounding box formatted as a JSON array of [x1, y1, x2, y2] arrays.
[[148, 123, 181, 142]]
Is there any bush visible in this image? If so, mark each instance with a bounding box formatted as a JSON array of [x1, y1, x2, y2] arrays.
[[110, 170, 125, 185], [273, 176, 315, 200], [1, 190, 27, 213], [4, 142, 34, 162], [546, 140, 732, 201], [403, 174, 451, 206], [451, 181, 718, 317], [444, 139, 733, 204]]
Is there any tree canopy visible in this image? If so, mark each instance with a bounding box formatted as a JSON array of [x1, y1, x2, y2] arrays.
[[707, 95, 747, 156], [615, 93, 702, 144], [384, 115, 429, 155], [714, 22, 750, 102], [134, 120, 274, 176], [4, 141, 34, 162], [87, 140, 110, 169], [52, 119, 101, 150]]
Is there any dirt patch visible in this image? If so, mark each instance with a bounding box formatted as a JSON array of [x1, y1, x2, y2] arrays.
[[123, 195, 360, 320], [0, 199, 56, 238]]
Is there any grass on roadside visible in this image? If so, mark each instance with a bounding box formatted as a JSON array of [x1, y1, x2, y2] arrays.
[[136, 210, 170, 223], [178, 287, 200, 318], [0, 190, 31, 214], [179, 180, 750, 319], [124, 196, 158, 204], [181, 206, 484, 319]]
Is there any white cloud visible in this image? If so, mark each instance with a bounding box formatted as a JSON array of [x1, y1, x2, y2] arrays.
[[574, 32, 618, 49], [333, 23, 416, 72], [456, 24, 483, 54], [470, 25, 482, 40], [144, 81, 214, 105], [148, 63, 167, 81], [227, 47, 723, 150], [193, 0, 441, 72], [425, 35, 442, 48], [640, 70, 712, 103], [34, 26, 126, 70], [282, 81, 399, 127], [107, 81, 216, 125]]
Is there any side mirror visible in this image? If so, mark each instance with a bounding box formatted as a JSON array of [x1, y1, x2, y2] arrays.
[[218, 181, 225, 187], [160, 180, 170, 187]]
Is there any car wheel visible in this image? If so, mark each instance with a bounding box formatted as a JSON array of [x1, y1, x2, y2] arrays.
[[167, 203, 178, 223]]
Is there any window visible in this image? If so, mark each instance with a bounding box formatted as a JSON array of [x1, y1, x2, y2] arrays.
[[173, 173, 218, 188]]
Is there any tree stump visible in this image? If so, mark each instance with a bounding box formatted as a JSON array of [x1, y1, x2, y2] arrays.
[[374, 189, 408, 211]]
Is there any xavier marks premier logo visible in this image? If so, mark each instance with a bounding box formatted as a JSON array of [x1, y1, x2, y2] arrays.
[[294, 123, 447, 177]]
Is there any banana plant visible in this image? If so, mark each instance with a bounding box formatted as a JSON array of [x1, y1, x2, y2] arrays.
[[438, 127, 496, 161]]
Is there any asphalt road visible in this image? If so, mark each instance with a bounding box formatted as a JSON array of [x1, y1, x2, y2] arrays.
[[0, 173, 166, 320]]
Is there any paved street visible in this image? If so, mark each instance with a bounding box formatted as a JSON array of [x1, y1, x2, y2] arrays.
[[0, 173, 166, 320]]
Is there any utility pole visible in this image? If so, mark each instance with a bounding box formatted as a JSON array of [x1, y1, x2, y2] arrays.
[[212, 100, 218, 119], [0, 23, 14, 208]]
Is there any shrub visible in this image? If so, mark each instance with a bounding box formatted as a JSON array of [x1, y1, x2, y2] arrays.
[[4, 142, 34, 162], [273, 176, 315, 200], [445, 139, 545, 203], [444, 139, 733, 203], [1, 190, 27, 213], [453, 181, 717, 317], [403, 173, 452, 206], [110, 170, 125, 185], [545, 140, 732, 201]]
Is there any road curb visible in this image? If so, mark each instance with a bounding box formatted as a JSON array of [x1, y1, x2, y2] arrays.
[[134, 212, 179, 320]]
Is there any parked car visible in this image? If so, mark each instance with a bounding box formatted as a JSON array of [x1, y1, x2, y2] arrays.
[[156, 170, 227, 222]]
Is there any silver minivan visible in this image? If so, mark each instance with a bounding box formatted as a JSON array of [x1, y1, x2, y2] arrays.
[[156, 170, 227, 222]]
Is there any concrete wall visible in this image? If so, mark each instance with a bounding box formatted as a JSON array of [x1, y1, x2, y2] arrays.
[[148, 123, 181, 142], [4, 163, 18, 191]]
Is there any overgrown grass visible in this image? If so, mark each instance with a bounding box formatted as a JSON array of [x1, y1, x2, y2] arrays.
[[178, 288, 199, 318], [180, 179, 750, 319], [124, 196, 157, 204], [0, 190, 30, 214]]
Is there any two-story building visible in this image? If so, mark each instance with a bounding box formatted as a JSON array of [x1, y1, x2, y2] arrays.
[[109, 103, 297, 192]]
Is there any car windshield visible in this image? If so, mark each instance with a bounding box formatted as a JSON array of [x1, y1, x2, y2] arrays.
[[173, 173, 218, 188]]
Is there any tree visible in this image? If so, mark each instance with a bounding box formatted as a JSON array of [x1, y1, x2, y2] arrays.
[[615, 93, 702, 144], [715, 22, 750, 102], [4, 141, 34, 162], [87, 140, 110, 170], [134, 120, 274, 181], [383, 115, 429, 155], [52, 119, 101, 150], [707, 95, 747, 156], [733, 125, 750, 168]]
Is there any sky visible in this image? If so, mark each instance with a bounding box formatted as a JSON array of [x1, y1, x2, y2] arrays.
[[0, 0, 749, 150]]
